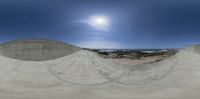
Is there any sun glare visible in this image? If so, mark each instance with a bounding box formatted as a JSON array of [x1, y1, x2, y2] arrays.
[[87, 16, 109, 31]]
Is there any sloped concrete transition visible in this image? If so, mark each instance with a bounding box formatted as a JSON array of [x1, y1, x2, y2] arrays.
[[0, 39, 80, 61], [0, 39, 199, 99]]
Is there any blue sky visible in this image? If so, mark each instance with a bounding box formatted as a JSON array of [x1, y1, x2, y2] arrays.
[[0, 0, 200, 49]]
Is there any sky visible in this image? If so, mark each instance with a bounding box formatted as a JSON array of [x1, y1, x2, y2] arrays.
[[0, 0, 200, 49]]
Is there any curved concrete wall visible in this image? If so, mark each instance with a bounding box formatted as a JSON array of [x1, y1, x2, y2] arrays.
[[0, 39, 80, 61], [185, 44, 200, 55]]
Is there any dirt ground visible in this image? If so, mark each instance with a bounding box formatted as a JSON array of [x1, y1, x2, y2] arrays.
[[106, 55, 170, 65]]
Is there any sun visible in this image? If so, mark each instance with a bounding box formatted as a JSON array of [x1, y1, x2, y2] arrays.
[[92, 16, 107, 25], [87, 16, 110, 31]]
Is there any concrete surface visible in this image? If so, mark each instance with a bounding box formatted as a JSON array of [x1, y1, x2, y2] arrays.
[[0, 39, 80, 61], [185, 44, 200, 55], [0, 39, 199, 99]]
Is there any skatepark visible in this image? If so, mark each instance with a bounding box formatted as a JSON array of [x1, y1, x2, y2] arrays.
[[0, 39, 199, 99]]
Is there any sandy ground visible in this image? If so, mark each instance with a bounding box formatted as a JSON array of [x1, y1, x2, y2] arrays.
[[0, 49, 199, 99], [106, 55, 168, 65]]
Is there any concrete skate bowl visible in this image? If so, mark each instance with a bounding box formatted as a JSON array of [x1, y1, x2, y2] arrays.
[[185, 44, 200, 55], [116, 57, 177, 86], [0, 39, 80, 61], [47, 50, 125, 86], [47, 50, 177, 86]]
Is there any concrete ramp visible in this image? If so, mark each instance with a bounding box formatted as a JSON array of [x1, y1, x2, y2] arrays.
[[47, 50, 125, 85], [0, 39, 80, 61], [185, 44, 200, 55], [0, 41, 199, 99], [116, 57, 176, 85]]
